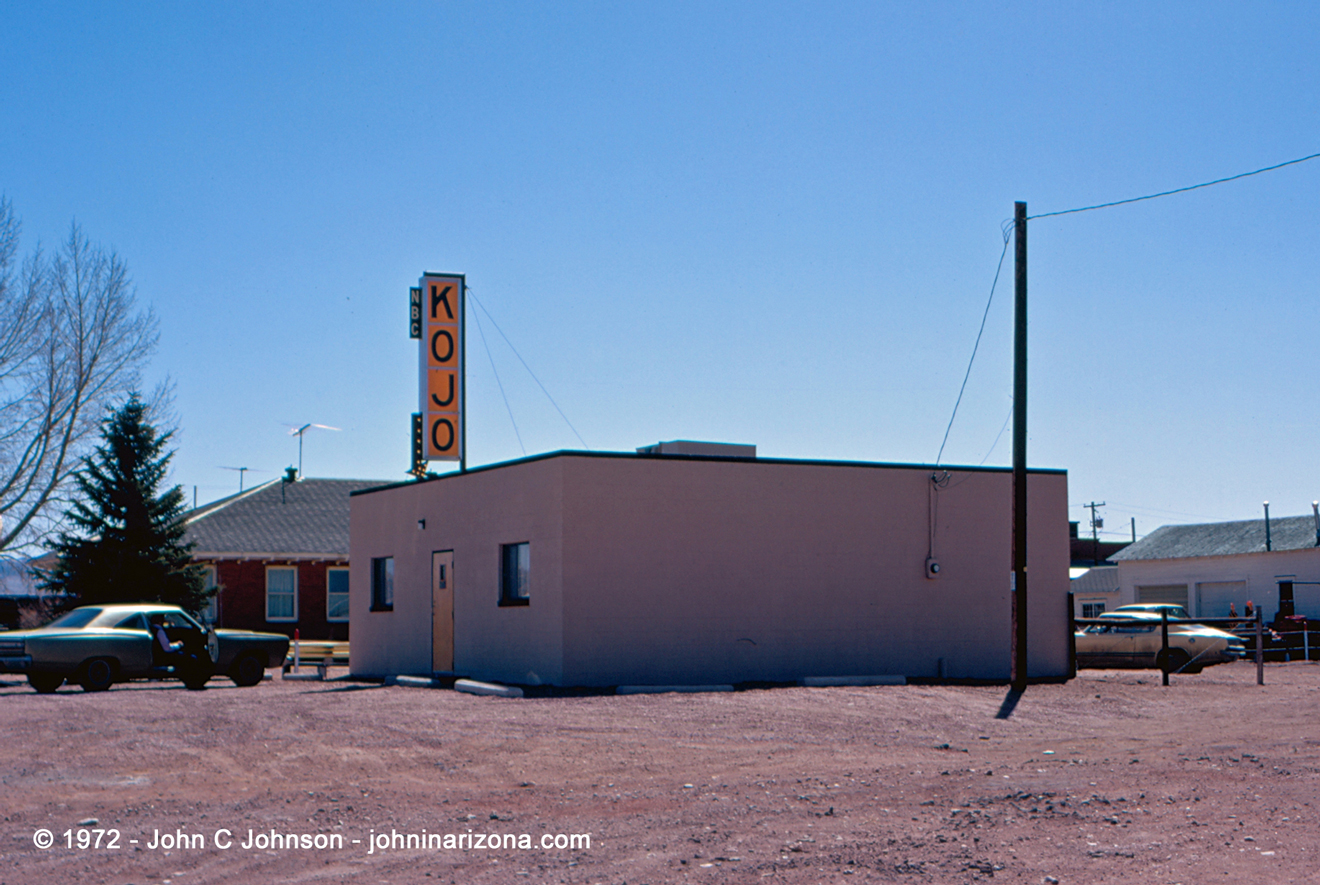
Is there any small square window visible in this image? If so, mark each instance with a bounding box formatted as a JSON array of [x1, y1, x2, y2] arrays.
[[327, 567, 350, 622], [266, 566, 298, 622], [371, 557, 394, 612], [500, 542, 530, 606], [1081, 602, 1106, 619]]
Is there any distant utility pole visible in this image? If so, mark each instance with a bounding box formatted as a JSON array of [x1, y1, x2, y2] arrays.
[[1012, 201, 1028, 692], [1085, 501, 1105, 564]]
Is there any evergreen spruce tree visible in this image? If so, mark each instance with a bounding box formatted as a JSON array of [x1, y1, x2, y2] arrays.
[[43, 395, 210, 613]]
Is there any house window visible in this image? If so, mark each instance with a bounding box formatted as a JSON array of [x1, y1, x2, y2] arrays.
[[371, 557, 394, 611], [200, 565, 219, 624], [326, 567, 350, 622], [1081, 601, 1106, 619], [500, 542, 530, 606], [266, 566, 298, 621]]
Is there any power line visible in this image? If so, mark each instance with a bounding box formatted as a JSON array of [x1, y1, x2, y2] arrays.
[[977, 401, 1014, 466], [1101, 502, 1230, 522], [467, 290, 590, 450], [935, 229, 1012, 466], [1027, 150, 1320, 220], [471, 302, 525, 456]]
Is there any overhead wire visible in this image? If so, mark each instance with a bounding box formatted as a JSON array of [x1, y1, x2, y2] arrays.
[[1098, 501, 1232, 522], [977, 401, 1014, 466], [470, 300, 525, 456], [934, 228, 1012, 467], [938, 149, 1319, 469], [467, 289, 591, 450], [1027, 150, 1320, 220]]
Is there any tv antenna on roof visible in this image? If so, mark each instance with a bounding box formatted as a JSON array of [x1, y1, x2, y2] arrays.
[[218, 466, 257, 492], [285, 423, 341, 478]]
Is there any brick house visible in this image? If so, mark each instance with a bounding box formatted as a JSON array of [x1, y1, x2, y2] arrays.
[[184, 477, 385, 640]]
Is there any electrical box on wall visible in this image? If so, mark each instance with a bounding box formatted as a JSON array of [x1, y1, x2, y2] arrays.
[[925, 557, 941, 579]]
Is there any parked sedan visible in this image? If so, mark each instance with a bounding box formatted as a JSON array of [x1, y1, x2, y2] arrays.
[[1113, 603, 1191, 620], [1075, 611, 1246, 673], [0, 604, 290, 692]]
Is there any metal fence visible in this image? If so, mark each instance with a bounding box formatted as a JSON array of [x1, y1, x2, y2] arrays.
[[1073, 608, 1272, 686]]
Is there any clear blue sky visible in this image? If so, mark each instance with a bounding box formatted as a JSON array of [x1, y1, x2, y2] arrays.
[[3, 2, 1318, 538]]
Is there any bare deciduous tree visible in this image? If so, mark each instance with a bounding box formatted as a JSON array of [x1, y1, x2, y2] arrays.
[[0, 198, 158, 553]]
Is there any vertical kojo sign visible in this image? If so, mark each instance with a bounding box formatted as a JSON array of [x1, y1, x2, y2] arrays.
[[418, 273, 464, 462]]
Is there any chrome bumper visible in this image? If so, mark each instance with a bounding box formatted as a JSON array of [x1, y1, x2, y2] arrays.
[[0, 655, 32, 672]]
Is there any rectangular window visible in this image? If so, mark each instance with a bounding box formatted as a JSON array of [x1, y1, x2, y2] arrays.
[[326, 567, 350, 622], [500, 542, 530, 606], [1081, 601, 1106, 619], [201, 565, 218, 624], [266, 566, 298, 621], [371, 557, 394, 611]]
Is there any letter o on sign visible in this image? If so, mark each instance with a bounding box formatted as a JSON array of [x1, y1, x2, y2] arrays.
[[431, 329, 454, 363], [431, 417, 455, 453]]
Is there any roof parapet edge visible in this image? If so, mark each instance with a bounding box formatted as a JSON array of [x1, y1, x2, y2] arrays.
[[351, 450, 1067, 497]]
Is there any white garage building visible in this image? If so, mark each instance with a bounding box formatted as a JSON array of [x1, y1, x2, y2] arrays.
[[1111, 514, 1320, 620]]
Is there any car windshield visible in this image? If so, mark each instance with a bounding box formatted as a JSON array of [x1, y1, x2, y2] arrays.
[[43, 608, 103, 629]]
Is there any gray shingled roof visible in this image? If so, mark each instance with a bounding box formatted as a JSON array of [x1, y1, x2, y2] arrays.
[[1069, 565, 1120, 594], [1113, 515, 1320, 562], [184, 478, 385, 557]]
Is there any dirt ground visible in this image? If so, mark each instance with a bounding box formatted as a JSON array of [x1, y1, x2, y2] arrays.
[[2, 662, 1318, 885]]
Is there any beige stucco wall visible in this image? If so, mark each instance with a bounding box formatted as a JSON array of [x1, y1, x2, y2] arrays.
[[559, 457, 1068, 684], [350, 453, 1070, 685], [349, 457, 565, 683]]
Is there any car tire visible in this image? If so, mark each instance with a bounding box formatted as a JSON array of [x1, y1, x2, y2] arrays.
[[28, 673, 65, 694], [181, 660, 213, 691], [229, 653, 265, 687], [1156, 649, 1191, 674], [78, 658, 116, 692]]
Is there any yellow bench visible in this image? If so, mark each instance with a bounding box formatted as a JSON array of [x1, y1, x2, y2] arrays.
[[284, 640, 350, 668]]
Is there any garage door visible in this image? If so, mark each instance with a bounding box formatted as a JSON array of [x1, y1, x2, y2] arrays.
[[1137, 584, 1189, 607], [1197, 581, 1248, 618]]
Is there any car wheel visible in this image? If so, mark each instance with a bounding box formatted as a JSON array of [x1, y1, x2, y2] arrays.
[[78, 658, 116, 692], [28, 673, 65, 694], [181, 659, 213, 691], [229, 653, 265, 687], [1156, 649, 1191, 674]]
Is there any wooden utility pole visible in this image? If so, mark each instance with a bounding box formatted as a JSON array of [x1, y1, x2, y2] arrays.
[[1085, 501, 1106, 564], [1012, 201, 1029, 691]]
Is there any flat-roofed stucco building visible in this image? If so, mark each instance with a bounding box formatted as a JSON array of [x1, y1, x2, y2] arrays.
[[349, 446, 1071, 686]]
